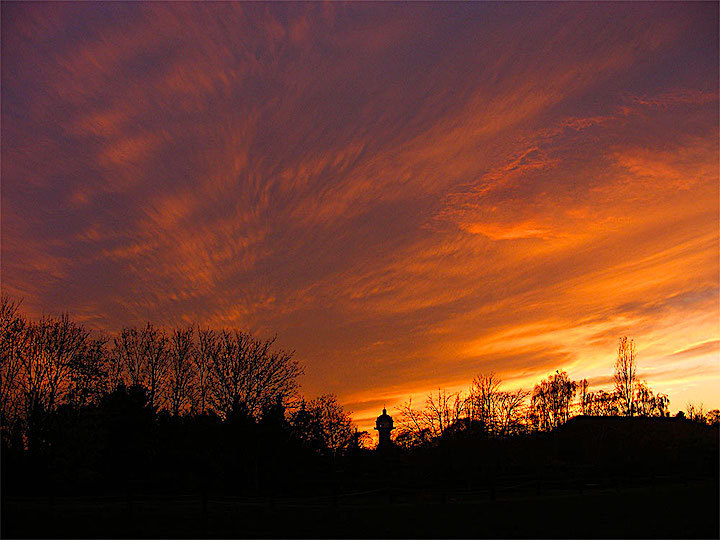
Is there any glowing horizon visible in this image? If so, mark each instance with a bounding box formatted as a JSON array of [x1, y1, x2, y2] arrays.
[[2, 2, 718, 435]]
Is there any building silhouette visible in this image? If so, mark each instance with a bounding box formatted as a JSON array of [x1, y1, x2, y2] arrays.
[[375, 407, 394, 450]]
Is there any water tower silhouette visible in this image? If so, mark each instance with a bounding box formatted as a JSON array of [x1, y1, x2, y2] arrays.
[[375, 407, 394, 450]]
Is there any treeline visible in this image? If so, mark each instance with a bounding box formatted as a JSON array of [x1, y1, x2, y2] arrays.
[[2, 295, 718, 498], [393, 338, 718, 447], [0, 296, 363, 496]]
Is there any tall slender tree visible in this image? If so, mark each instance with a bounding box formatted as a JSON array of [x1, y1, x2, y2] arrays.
[[614, 337, 637, 416]]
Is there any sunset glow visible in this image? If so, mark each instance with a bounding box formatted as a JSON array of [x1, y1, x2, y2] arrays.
[[2, 2, 718, 434]]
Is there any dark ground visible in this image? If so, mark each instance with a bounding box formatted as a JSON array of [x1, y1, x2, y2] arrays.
[[3, 416, 718, 538], [3, 476, 717, 538]]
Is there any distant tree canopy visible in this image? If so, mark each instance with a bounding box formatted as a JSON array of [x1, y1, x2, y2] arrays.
[[393, 336, 680, 448], [4, 295, 708, 461], [0, 296, 362, 458]]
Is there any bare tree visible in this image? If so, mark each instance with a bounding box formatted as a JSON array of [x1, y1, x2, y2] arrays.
[[686, 402, 706, 423], [207, 330, 245, 418], [242, 334, 300, 417], [396, 389, 465, 443], [113, 327, 144, 387], [167, 327, 195, 417], [289, 394, 354, 455], [312, 394, 354, 455], [18, 314, 91, 412], [585, 389, 619, 416], [578, 378, 590, 415], [634, 380, 669, 417], [111, 323, 169, 412], [194, 327, 218, 415], [467, 373, 502, 434], [142, 324, 169, 413], [348, 429, 372, 451], [466, 373, 529, 436], [395, 397, 432, 447], [530, 384, 551, 430], [531, 370, 577, 430], [494, 388, 530, 436], [17, 322, 50, 449], [106, 338, 125, 391], [66, 335, 108, 408], [35, 313, 91, 412], [207, 330, 301, 420], [425, 388, 464, 438], [3, 309, 100, 449], [614, 336, 637, 416], [0, 297, 28, 440]]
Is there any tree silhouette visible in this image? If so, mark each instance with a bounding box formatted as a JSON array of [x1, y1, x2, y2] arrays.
[[395, 389, 466, 444], [584, 389, 619, 416], [467, 373, 528, 436], [194, 327, 216, 415], [494, 387, 530, 436], [143, 324, 169, 413], [167, 327, 195, 416], [686, 402, 707, 423], [467, 373, 501, 434], [111, 324, 170, 413], [0, 297, 27, 444], [578, 378, 590, 415], [531, 370, 577, 430], [395, 397, 433, 447], [204, 330, 300, 420], [634, 380, 669, 417], [614, 336, 637, 416], [8, 311, 102, 452], [289, 394, 353, 456], [426, 388, 464, 438]]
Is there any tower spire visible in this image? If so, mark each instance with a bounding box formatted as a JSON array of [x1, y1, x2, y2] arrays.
[[375, 407, 394, 450]]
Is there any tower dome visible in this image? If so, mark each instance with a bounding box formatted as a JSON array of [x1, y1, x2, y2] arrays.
[[375, 407, 394, 450]]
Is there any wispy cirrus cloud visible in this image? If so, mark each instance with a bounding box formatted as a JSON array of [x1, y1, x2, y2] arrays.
[[2, 2, 717, 432]]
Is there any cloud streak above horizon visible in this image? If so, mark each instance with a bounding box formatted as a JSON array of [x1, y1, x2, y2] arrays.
[[2, 2, 718, 431]]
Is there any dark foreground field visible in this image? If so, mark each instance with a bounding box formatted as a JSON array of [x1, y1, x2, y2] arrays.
[[4, 417, 718, 538], [3, 476, 717, 538]]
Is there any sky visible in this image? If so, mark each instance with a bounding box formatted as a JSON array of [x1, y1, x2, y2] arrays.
[[2, 2, 718, 433]]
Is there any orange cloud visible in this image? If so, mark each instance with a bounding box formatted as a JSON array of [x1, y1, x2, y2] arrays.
[[2, 3, 717, 437]]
